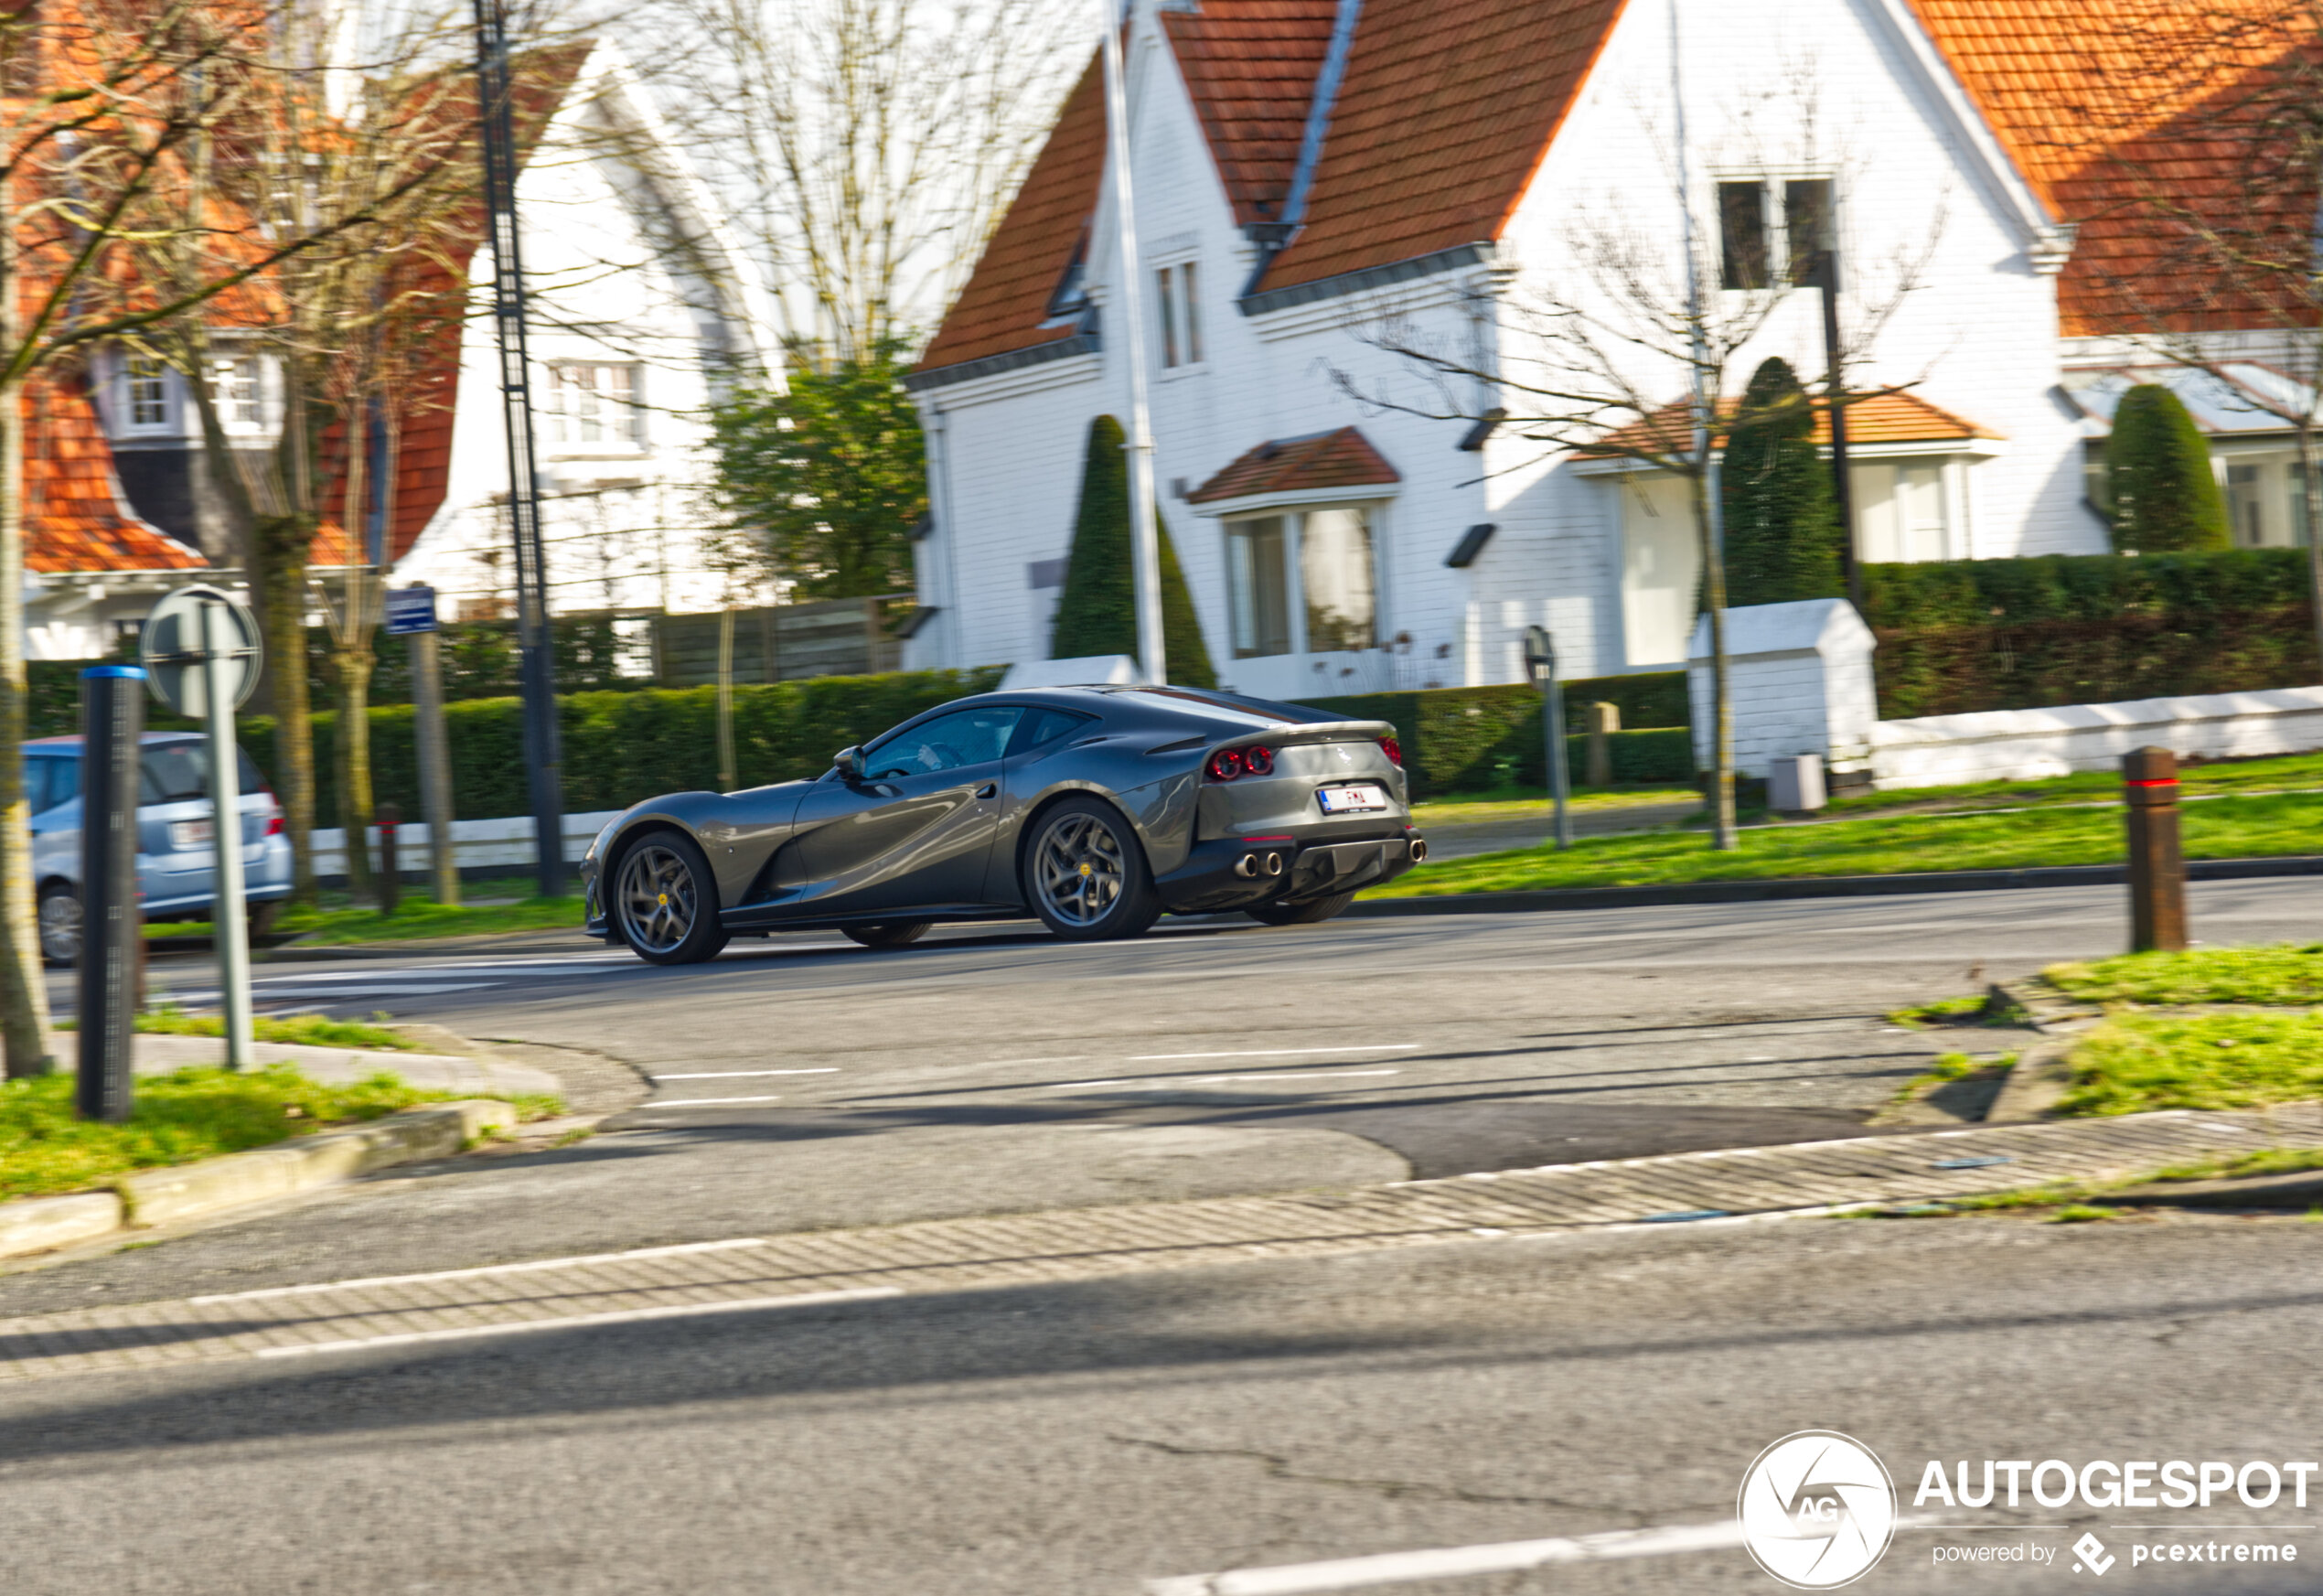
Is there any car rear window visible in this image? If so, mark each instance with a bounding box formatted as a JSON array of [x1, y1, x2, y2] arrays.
[[22, 756, 75, 814], [138, 744, 267, 805]]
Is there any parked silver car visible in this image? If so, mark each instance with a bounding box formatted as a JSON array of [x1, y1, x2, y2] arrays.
[[28, 732, 293, 965]]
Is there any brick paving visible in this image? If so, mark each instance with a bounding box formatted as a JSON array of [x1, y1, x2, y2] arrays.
[[5, 1105, 2319, 1385]]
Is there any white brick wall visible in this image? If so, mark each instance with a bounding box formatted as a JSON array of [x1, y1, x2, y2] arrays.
[[1688, 599, 1879, 777], [1870, 689, 2323, 787]]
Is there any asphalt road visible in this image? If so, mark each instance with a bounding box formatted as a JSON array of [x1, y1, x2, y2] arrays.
[[5, 1205, 2319, 1594]]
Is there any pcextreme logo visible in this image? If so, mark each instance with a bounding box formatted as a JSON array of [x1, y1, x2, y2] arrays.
[[1740, 1430, 1900, 1589]]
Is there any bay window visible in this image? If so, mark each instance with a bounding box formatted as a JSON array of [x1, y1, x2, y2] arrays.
[[1223, 504, 1377, 659]]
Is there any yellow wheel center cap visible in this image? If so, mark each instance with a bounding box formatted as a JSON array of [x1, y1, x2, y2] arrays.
[[658, 893, 669, 905], [1077, 862, 1093, 878]]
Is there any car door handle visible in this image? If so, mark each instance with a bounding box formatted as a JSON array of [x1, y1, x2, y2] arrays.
[[976, 782, 998, 799]]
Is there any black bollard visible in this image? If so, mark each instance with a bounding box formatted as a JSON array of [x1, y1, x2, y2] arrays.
[[377, 803, 401, 916], [76, 667, 145, 1122]]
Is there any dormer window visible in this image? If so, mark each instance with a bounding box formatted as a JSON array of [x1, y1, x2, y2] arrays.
[[1156, 260, 1203, 369], [122, 354, 170, 432], [212, 355, 262, 429]]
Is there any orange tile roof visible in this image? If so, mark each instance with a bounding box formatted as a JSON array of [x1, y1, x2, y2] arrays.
[[1187, 425, 1399, 502], [23, 372, 208, 574], [1586, 392, 2003, 456], [1162, 2, 1339, 230]]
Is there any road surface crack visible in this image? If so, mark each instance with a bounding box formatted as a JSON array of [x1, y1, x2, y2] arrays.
[[1111, 1435, 1621, 1516]]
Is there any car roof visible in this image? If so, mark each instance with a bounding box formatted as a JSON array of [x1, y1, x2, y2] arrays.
[[937, 683, 1340, 728], [24, 732, 204, 751]]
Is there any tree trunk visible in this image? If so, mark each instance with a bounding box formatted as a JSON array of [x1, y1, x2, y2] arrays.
[[1690, 465, 1739, 851], [0, 377, 56, 1077], [329, 638, 377, 905], [255, 514, 317, 903]]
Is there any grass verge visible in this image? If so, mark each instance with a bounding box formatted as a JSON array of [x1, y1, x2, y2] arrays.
[[1409, 787, 1701, 826], [2042, 943, 2323, 1007], [54, 1008, 422, 1051], [1365, 789, 2323, 898], [155, 893, 584, 947], [2054, 1012, 2323, 1117], [0, 1065, 455, 1201]]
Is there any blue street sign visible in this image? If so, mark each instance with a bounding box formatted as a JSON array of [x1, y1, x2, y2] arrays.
[[385, 585, 439, 636]]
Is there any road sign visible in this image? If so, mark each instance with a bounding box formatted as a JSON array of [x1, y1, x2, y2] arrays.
[[140, 585, 262, 717], [385, 585, 440, 636]]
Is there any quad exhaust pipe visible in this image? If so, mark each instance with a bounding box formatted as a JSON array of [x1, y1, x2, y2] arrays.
[[1234, 851, 1289, 879], [1408, 838, 1428, 863]]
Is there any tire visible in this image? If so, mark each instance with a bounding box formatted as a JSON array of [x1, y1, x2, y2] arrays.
[[841, 921, 932, 949], [1245, 891, 1356, 927], [37, 883, 79, 969], [1022, 796, 1163, 942], [610, 830, 731, 965]]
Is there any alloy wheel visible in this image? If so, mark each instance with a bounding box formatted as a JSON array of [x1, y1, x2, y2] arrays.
[[616, 843, 699, 956], [37, 889, 80, 967], [1032, 811, 1127, 928]]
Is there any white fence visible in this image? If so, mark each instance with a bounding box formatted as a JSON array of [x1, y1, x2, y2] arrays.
[[310, 810, 625, 881]]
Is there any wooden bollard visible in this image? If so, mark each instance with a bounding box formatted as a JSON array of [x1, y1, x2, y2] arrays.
[[1585, 702, 1619, 787], [2123, 746, 2187, 953]]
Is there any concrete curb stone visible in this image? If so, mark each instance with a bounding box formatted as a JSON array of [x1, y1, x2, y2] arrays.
[[0, 1193, 123, 1261]]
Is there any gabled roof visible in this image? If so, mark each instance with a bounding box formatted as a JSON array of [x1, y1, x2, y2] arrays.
[[24, 374, 208, 574], [1161, 2, 1339, 230], [1585, 393, 2004, 456], [1187, 425, 1399, 502]]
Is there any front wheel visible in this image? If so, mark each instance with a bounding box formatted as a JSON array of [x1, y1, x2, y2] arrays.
[[612, 832, 730, 965], [37, 883, 79, 968], [841, 921, 931, 949], [1022, 797, 1162, 941], [1245, 892, 1356, 927]]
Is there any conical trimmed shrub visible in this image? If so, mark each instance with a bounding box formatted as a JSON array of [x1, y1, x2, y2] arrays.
[[2106, 384, 2229, 552], [1721, 358, 1843, 605], [1050, 414, 1218, 687]]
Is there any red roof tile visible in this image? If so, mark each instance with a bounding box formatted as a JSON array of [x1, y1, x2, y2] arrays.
[[23, 372, 208, 574], [1585, 392, 2004, 456], [1187, 425, 1400, 502], [1162, 2, 1339, 230]]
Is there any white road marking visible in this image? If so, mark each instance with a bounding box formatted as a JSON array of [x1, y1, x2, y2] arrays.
[[251, 1288, 902, 1358], [643, 1095, 787, 1106], [649, 1069, 840, 1079], [1046, 1070, 1400, 1091], [1144, 1518, 1749, 1595], [190, 1237, 775, 1304], [1128, 1044, 1422, 1061], [248, 982, 500, 996]]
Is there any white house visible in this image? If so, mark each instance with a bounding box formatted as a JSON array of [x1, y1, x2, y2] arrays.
[[903, 0, 2206, 695]]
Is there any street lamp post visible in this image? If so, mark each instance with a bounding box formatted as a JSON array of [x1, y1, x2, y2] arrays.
[[1100, 0, 1166, 686]]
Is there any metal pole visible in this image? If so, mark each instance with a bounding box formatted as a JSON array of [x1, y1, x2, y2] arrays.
[[1545, 671, 1572, 851], [201, 603, 252, 1071], [76, 667, 143, 1121], [473, 0, 563, 895], [1101, 0, 1166, 686], [1815, 253, 1859, 609], [410, 627, 459, 906], [2124, 746, 2188, 953], [377, 803, 401, 918]]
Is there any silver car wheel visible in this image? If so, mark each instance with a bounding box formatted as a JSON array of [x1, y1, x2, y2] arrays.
[[1032, 811, 1127, 928], [616, 843, 698, 957], [37, 887, 80, 967]]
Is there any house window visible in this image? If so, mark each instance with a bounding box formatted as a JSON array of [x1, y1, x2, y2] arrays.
[[1719, 177, 1836, 290], [547, 363, 643, 446], [1224, 505, 1375, 659], [1620, 474, 1700, 667], [123, 354, 169, 431], [1156, 261, 1201, 369], [2217, 454, 2313, 548], [1853, 461, 1951, 562], [210, 355, 262, 429]]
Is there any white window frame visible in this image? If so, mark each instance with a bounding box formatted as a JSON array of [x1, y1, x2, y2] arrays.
[[207, 350, 270, 435], [118, 352, 173, 434], [1153, 257, 1204, 373], [545, 361, 647, 451], [1716, 170, 1838, 293], [1215, 498, 1386, 660]]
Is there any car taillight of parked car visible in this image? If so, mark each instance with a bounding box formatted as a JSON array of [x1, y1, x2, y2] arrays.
[[265, 811, 284, 836], [1379, 736, 1403, 766]]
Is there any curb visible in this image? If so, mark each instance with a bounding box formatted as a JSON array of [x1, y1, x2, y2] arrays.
[[1352, 853, 2323, 917], [0, 1099, 515, 1263], [252, 930, 595, 964]]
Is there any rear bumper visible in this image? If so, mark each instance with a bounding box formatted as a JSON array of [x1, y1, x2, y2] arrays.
[[1158, 830, 1424, 915], [1283, 835, 1421, 901]]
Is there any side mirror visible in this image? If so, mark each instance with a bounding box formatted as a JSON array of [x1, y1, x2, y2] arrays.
[[833, 745, 863, 781]]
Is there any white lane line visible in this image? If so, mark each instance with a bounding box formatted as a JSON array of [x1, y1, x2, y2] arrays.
[[1046, 1070, 1400, 1091], [1128, 1044, 1423, 1061], [252, 1288, 903, 1359], [259, 957, 631, 979], [190, 1237, 774, 1304], [244, 982, 501, 996], [643, 1095, 787, 1107], [648, 1068, 840, 1080], [1144, 1518, 1748, 1595]]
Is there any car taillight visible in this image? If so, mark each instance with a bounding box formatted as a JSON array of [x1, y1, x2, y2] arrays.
[[266, 813, 284, 836], [1205, 748, 1246, 782], [1242, 745, 1274, 776], [1379, 736, 1403, 766]]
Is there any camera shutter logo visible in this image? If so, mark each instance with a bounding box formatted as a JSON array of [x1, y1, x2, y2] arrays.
[[1738, 1430, 1898, 1589]]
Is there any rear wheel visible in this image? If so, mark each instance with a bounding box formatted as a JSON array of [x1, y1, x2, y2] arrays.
[[612, 832, 730, 965], [37, 883, 79, 968], [840, 921, 931, 949], [1022, 797, 1162, 941], [1245, 891, 1356, 927]]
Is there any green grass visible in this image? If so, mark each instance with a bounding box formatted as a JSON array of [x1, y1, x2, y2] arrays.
[[0, 1065, 455, 1201], [56, 1009, 421, 1051], [157, 892, 584, 947], [1823, 747, 2323, 818], [1889, 996, 1990, 1029], [2043, 944, 2323, 1007], [2055, 1012, 2323, 1117], [1408, 787, 1701, 825], [1366, 789, 2323, 898]]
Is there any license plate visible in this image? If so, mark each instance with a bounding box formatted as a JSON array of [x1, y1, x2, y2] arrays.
[[1317, 784, 1387, 814], [168, 819, 214, 850]]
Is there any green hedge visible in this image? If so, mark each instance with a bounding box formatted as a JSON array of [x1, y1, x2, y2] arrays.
[[238, 667, 1004, 827], [1299, 675, 1690, 799], [1861, 550, 2319, 719]]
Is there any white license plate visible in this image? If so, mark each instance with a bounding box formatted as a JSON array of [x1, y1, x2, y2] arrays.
[[1317, 784, 1387, 814], [168, 819, 214, 850]]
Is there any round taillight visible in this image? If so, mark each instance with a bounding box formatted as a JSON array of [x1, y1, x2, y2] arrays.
[[1379, 736, 1404, 766], [1243, 745, 1275, 776], [1206, 748, 1246, 782]]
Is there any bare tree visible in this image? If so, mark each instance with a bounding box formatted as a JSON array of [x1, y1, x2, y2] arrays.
[[641, 0, 1081, 359]]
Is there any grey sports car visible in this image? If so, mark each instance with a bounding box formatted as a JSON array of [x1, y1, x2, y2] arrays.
[[581, 684, 1429, 964]]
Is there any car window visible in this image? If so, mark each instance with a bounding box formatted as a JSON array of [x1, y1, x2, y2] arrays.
[[1013, 709, 1096, 755], [863, 707, 1022, 779], [20, 758, 59, 814], [137, 744, 268, 805], [46, 756, 79, 811]]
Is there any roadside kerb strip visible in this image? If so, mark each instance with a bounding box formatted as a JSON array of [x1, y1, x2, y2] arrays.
[[5, 1104, 2319, 1383]]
